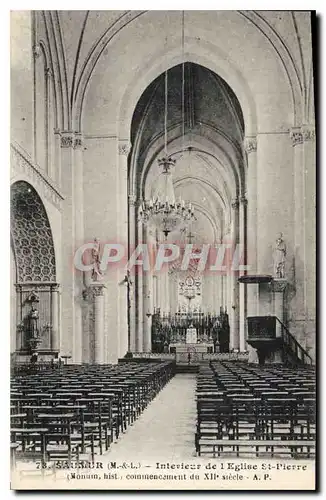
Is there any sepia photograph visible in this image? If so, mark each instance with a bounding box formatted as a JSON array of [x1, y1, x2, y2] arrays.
[[9, 8, 316, 491]]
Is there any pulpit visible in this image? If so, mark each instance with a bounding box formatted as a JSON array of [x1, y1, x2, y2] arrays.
[[239, 275, 288, 364]]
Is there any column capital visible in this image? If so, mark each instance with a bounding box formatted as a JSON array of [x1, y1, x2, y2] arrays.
[[118, 140, 132, 156], [45, 67, 53, 79], [290, 127, 303, 146], [60, 132, 74, 148], [244, 137, 257, 154], [128, 193, 137, 206], [89, 283, 106, 297], [50, 283, 60, 292], [302, 125, 316, 142], [74, 134, 83, 150], [231, 198, 239, 210], [33, 44, 41, 59], [272, 278, 287, 293]]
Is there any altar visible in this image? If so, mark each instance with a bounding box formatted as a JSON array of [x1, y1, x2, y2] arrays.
[[169, 342, 214, 354], [151, 308, 225, 355], [169, 341, 214, 362]]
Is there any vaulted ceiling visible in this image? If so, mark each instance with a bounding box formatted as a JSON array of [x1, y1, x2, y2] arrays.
[[130, 62, 246, 242], [131, 63, 245, 162], [31, 10, 314, 130]]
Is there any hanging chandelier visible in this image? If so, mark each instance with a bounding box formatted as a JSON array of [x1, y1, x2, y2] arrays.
[[139, 16, 195, 238], [139, 154, 195, 238]]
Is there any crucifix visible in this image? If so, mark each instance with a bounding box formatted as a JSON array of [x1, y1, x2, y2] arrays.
[[187, 230, 195, 244]]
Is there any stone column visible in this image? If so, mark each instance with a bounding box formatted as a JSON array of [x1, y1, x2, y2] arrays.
[[73, 134, 84, 364], [143, 284, 152, 353], [290, 128, 305, 337], [128, 194, 137, 351], [142, 226, 152, 352], [136, 211, 144, 352], [158, 271, 165, 312], [44, 67, 51, 177], [54, 129, 62, 187], [272, 279, 287, 338], [220, 274, 224, 308], [164, 265, 170, 314], [302, 125, 316, 358], [92, 284, 106, 364], [223, 228, 232, 316], [60, 132, 75, 357], [118, 140, 131, 357], [15, 285, 22, 351], [229, 199, 240, 350], [153, 275, 158, 311], [239, 196, 247, 351], [215, 274, 221, 313], [50, 284, 60, 351], [244, 137, 258, 317]]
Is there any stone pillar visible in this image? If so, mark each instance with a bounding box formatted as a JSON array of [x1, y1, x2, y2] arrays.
[[153, 275, 158, 311], [73, 134, 84, 364], [272, 279, 287, 338], [60, 132, 75, 357], [118, 140, 131, 357], [245, 137, 258, 318], [44, 67, 51, 177], [157, 238, 169, 314], [302, 125, 316, 358], [143, 284, 152, 353], [92, 284, 106, 364], [54, 129, 62, 187], [128, 194, 137, 351], [164, 266, 170, 314], [169, 274, 178, 314], [142, 226, 152, 352], [239, 196, 247, 351], [290, 128, 305, 338], [50, 284, 60, 351], [159, 271, 165, 312], [15, 285, 22, 351], [220, 274, 224, 308], [215, 275, 221, 313], [229, 198, 240, 350], [136, 213, 144, 352]]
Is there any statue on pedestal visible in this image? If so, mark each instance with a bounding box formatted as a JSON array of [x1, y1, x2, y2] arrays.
[[91, 237, 103, 282], [273, 233, 286, 278], [29, 306, 39, 339], [28, 305, 42, 353]]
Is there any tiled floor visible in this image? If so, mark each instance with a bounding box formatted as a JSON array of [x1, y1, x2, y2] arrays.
[[102, 373, 197, 463]]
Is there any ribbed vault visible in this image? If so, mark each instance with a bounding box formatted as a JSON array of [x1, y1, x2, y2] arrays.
[[130, 62, 245, 242]]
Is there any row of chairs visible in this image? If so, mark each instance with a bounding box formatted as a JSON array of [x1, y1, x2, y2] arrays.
[[196, 361, 316, 458], [11, 361, 175, 472]]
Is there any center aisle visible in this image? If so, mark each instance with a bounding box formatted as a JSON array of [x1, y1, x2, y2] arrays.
[[103, 373, 197, 462]]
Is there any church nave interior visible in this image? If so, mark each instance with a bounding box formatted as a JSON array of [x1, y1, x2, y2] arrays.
[[10, 10, 316, 485]]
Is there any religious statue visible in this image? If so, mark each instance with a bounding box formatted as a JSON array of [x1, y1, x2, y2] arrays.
[[124, 270, 134, 305], [91, 237, 103, 281], [273, 232, 286, 278], [29, 306, 39, 339]]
